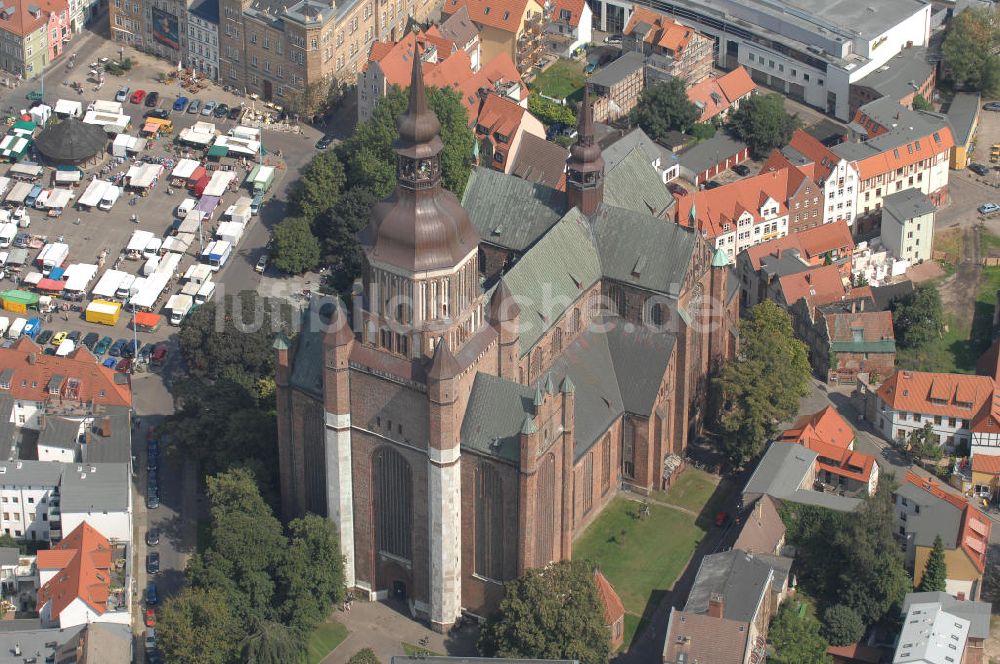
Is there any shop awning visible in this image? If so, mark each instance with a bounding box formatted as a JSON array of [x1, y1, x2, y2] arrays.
[[133, 311, 161, 328], [206, 144, 228, 158], [36, 278, 65, 292]]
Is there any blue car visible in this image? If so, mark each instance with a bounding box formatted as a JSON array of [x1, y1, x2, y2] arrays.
[[172, 96, 189, 111], [146, 582, 158, 605], [102, 358, 116, 368]]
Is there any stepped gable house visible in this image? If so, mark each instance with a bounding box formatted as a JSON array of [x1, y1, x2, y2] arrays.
[[273, 52, 739, 630]]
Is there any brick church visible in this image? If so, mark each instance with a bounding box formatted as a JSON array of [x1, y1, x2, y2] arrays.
[[274, 52, 740, 630]]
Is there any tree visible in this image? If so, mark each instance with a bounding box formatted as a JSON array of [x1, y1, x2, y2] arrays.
[[713, 301, 811, 465], [891, 284, 943, 349], [157, 588, 243, 664], [241, 619, 305, 664], [478, 560, 610, 664], [348, 649, 381, 664], [273, 216, 321, 275], [287, 77, 342, 117], [912, 94, 933, 112], [316, 185, 379, 295], [339, 85, 475, 198], [629, 78, 701, 140], [942, 7, 1000, 95], [289, 151, 346, 221], [727, 93, 800, 159], [279, 515, 347, 632], [689, 122, 716, 140], [908, 422, 943, 460], [528, 93, 577, 127], [918, 535, 948, 592], [768, 602, 831, 664], [821, 604, 864, 647]]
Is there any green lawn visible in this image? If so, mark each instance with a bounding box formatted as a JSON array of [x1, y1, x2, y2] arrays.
[[306, 620, 349, 664], [530, 58, 586, 102], [402, 643, 443, 657], [655, 468, 719, 513], [575, 497, 704, 621]]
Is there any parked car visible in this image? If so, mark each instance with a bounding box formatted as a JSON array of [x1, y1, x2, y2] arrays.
[[703, 180, 723, 190], [82, 332, 99, 350], [667, 182, 687, 196], [201, 101, 217, 116], [733, 164, 751, 176], [67, 330, 80, 343], [115, 85, 130, 102], [94, 335, 113, 355], [146, 528, 160, 546], [228, 105, 242, 120], [116, 358, 131, 373], [102, 357, 117, 368], [146, 108, 170, 119], [970, 163, 991, 176], [123, 338, 139, 357], [984, 102, 1000, 112], [173, 95, 189, 111], [146, 491, 159, 510], [35, 330, 52, 345], [13, 232, 28, 248], [604, 34, 622, 44], [979, 202, 1000, 215], [714, 511, 729, 527], [255, 254, 269, 273], [130, 90, 146, 104], [151, 345, 168, 366], [186, 99, 201, 114], [146, 552, 160, 574], [139, 343, 155, 363], [316, 134, 336, 150], [145, 627, 156, 650], [146, 583, 158, 605], [50, 330, 67, 346], [145, 608, 156, 627], [108, 339, 127, 356], [214, 103, 230, 118], [144, 91, 160, 107]]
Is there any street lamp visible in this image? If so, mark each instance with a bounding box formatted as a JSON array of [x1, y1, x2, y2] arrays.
[[125, 296, 139, 374]]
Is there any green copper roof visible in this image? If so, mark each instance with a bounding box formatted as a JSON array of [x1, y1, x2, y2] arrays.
[[712, 247, 729, 267]]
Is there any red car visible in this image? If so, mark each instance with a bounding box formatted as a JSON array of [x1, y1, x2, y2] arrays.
[[116, 357, 131, 373], [145, 607, 156, 627], [130, 89, 147, 104], [714, 511, 729, 527]]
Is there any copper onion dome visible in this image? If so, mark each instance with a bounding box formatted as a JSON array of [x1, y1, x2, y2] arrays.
[[568, 86, 603, 166]]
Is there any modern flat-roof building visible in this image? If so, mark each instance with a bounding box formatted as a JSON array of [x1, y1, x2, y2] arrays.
[[585, 0, 931, 121]]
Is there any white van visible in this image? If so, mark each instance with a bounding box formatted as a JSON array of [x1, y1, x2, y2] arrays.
[[6, 317, 25, 339], [0, 222, 16, 248], [176, 198, 196, 218], [0, 317, 11, 336]]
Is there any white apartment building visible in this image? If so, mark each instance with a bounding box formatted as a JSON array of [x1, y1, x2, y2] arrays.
[[821, 157, 859, 226], [0, 462, 62, 542], [714, 204, 789, 261], [585, 0, 931, 120], [881, 188, 936, 264], [187, 0, 220, 81]]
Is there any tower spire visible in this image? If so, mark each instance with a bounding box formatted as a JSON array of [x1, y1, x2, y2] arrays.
[[396, 39, 440, 148], [565, 84, 605, 216]]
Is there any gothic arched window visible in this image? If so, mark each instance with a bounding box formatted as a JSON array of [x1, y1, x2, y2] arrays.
[[372, 447, 412, 560], [475, 464, 504, 580]]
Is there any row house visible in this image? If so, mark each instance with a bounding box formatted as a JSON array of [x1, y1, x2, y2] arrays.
[[833, 98, 953, 222], [186, 0, 220, 80], [474, 92, 545, 173], [898, 592, 992, 664], [622, 6, 711, 86], [764, 129, 860, 230], [441, 0, 545, 74], [686, 66, 756, 124], [677, 167, 821, 264], [778, 405, 879, 496], [736, 221, 854, 309], [545, 0, 591, 58], [0, 0, 71, 79], [895, 473, 991, 601]]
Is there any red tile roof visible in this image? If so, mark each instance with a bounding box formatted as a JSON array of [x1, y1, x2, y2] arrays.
[[442, 0, 538, 34], [593, 570, 624, 626], [847, 108, 956, 180], [904, 472, 991, 572], [823, 310, 895, 344], [37, 522, 113, 619], [741, 220, 854, 270], [664, 609, 750, 664], [687, 67, 755, 123], [624, 6, 699, 54], [876, 370, 994, 421], [550, 0, 585, 27], [476, 93, 526, 140], [787, 130, 843, 182], [776, 262, 852, 309], [457, 52, 525, 117], [0, 0, 68, 38], [780, 406, 877, 486], [366, 31, 464, 88], [0, 337, 131, 407], [972, 454, 1000, 475]]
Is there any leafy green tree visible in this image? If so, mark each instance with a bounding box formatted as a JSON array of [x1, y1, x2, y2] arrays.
[[918, 535, 948, 592], [891, 284, 943, 349], [821, 604, 864, 647], [478, 560, 610, 664], [272, 216, 321, 275], [942, 7, 1000, 95], [279, 515, 347, 632], [768, 602, 831, 664], [912, 94, 933, 112], [629, 78, 701, 140], [689, 122, 716, 140], [348, 649, 381, 664], [727, 93, 800, 158], [713, 301, 811, 465], [289, 151, 346, 221], [316, 185, 379, 295], [528, 93, 577, 127], [339, 85, 475, 198], [908, 422, 943, 460], [158, 588, 242, 664], [241, 619, 305, 664]]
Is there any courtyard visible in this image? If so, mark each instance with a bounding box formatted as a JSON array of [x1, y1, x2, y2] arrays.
[[529, 58, 586, 103]]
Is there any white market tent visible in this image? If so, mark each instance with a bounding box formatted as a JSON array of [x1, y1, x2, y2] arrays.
[[29, 105, 51, 126], [0, 135, 30, 160], [62, 263, 98, 293], [177, 210, 205, 235], [212, 134, 260, 156], [0, 177, 11, 197], [125, 163, 163, 189], [178, 121, 217, 146], [91, 100, 123, 114], [82, 111, 131, 132], [54, 99, 83, 118], [5, 181, 32, 204], [43, 189, 74, 210], [203, 171, 235, 197], [163, 232, 195, 254], [170, 159, 200, 179], [129, 272, 170, 309], [78, 179, 111, 208], [91, 269, 128, 298], [229, 126, 260, 141], [112, 134, 146, 158], [54, 170, 81, 186], [126, 229, 154, 254], [155, 252, 181, 277]]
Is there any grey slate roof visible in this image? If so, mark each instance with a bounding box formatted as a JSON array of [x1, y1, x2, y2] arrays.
[[589, 203, 697, 296], [677, 134, 748, 175], [511, 133, 568, 190], [38, 417, 81, 451], [502, 209, 602, 354], [0, 460, 63, 486], [603, 147, 674, 217], [902, 592, 992, 639], [462, 167, 567, 253], [835, 99, 949, 157], [601, 128, 663, 172], [588, 51, 644, 89], [80, 622, 132, 664], [59, 463, 130, 513], [871, 280, 915, 311], [0, 547, 17, 567], [946, 92, 981, 147], [82, 406, 131, 464], [685, 550, 792, 623], [189, 0, 220, 23], [0, 625, 84, 664], [896, 482, 963, 548], [883, 188, 936, 222], [606, 322, 675, 415], [438, 5, 478, 47], [853, 47, 934, 102], [460, 373, 536, 464], [742, 442, 862, 512], [0, 395, 15, 460]]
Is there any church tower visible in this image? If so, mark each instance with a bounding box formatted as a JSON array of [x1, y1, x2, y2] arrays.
[[565, 86, 605, 217]]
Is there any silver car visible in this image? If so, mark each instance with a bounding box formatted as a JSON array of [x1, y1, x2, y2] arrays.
[[201, 101, 217, 116]]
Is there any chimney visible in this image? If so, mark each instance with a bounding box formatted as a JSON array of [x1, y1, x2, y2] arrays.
[[859, 299, 865, 312], [755, 498, 763, 520], [100, 416, 112, 437], [26, 354, 35, 365], [851, 300, 856, 313], [708, 593, 725, 618]]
